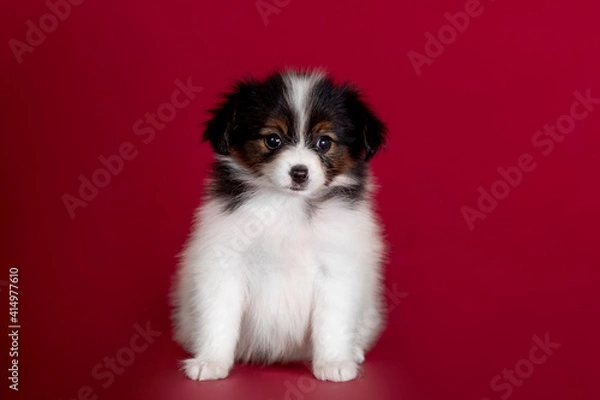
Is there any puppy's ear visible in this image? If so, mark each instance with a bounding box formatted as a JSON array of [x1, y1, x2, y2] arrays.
[[202, 82, 248, 155], [346, 89, 387, 161], [360, 102, 387, 161]]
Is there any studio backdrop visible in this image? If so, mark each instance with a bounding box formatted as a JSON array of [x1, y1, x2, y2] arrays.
[[2, 0, 599, 399]]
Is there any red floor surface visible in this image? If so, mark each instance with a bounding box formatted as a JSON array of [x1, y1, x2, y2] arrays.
[[2, 1, 600, 399]]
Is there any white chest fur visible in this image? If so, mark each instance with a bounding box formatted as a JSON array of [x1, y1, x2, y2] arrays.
[[231, 194, 319, 361]]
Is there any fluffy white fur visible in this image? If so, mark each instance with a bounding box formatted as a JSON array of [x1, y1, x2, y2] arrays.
[[171, 73, 386, 382]]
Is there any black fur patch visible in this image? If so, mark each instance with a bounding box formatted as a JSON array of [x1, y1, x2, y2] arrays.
[[307, 78, 387, 162], [203, 73, 296, 157], [206, 160, 254, 212]]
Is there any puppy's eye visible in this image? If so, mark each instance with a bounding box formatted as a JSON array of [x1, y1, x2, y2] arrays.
[[316, 136, 332, 153], [265, 133, 282, 150]]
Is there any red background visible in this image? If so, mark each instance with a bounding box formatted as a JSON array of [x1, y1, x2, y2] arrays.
[[2, 0, 600, 399]]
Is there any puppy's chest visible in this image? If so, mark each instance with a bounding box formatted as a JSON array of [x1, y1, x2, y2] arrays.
[[236, 197, 318, 351], [244, 213, 315, 293], [239, 197, 318, 271]]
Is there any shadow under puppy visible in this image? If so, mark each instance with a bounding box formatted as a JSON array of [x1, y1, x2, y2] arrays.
[[171, 69, 387, 382]]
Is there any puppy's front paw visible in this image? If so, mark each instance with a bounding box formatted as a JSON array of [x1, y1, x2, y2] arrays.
[[313, 361, 358, 382], [182, 359, 231, 381]]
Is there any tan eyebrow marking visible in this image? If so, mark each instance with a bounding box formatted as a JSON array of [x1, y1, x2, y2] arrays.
[[311, 121, 337, 140], [259, 117, 288, 136]]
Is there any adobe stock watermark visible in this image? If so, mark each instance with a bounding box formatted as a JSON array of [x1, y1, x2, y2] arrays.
[[462, 89, 599, 231], [386, 283, 409, 314], [268, 373, 317, 400], [61, 77, 202, 220], [407, 0, 494, 76], [480, 333, 561, 400], [9, 0, 86, 65], [58, 321, 162, 400], [256, 0, 292, 26]]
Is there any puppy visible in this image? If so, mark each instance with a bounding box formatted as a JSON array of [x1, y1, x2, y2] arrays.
[[171, 69, 387, 382]]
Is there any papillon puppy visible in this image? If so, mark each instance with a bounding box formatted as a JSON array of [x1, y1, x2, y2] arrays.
[[171, 69, 387, 382]]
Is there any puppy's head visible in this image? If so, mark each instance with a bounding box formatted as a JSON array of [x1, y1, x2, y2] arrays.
[[203, 70, 386, 196]]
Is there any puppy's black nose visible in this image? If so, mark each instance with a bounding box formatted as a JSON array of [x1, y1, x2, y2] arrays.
[[290, 165, 309, 184]]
